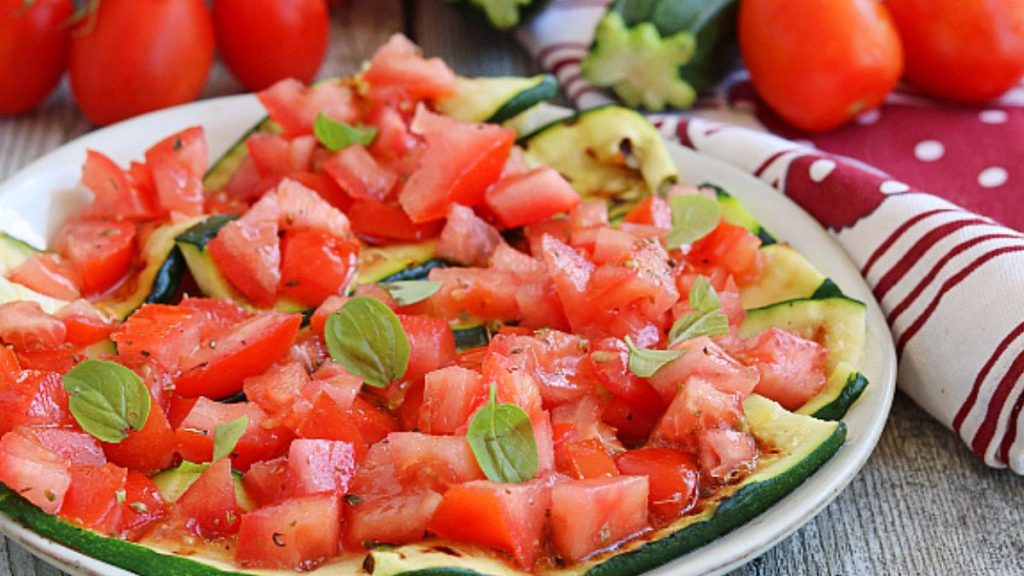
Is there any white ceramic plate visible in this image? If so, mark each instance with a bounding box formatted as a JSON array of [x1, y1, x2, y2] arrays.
[[0, 97, 897, 576]]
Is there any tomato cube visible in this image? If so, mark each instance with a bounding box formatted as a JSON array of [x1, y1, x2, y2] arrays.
[[60, 463, 127, 535], [176, 399, 291, 471], [418, 366, 486, 435], [237, 494, 341, 571], [485, 167, 581, 229], [0, 431, 70, 514], [387, 432, 484, 490], [285, 439, 356, 497], [171, 458, 243, 538], [615, 447, 699, 520], [549, 476, 649, 563]]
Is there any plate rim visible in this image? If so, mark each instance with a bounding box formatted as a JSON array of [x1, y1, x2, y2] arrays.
[[0, 96, 897, 576]]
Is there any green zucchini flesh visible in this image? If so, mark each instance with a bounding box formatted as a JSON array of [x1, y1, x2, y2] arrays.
[[739, 244, 828, 310], [436, 75, 558, 124]]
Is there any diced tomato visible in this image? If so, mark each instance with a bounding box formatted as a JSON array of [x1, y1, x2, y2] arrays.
[[482, 358, 544, 416], [294, 394, 369, 461], [53, 219, 136, 297], [487, 331, 592, 408], [216, 155, 271, 204], [0, 431, 71, 514], [615, 447, 699, 520], [208, 192, 281, 306], [623, 196, 673, 229], [322, 144, 398, 203], [176, 399, 291, 470], [0, 301, 66, 351], [398, 314, 456, 382], [237, 494, 341, 571], [285, 439, 356, 497], [367, 103, 420, 163], [651, 378, 743, 447], [541, 235, 593, 327], [275, 178, 352, 237], [257, 78, 360, 136], [0, 345, 18, 381], [285, 170, 353, 214], [697, 428, 757, 483], [279, 230, 359, 307], [242, 456, 289, 507], [16, 428, 105, 466], [81, 150, 157, 221], [550, 476, 649, 563], [350, 396, 399, 446], [741, 327, 827, 410], [311, 361, 364, 409], [144, 126, 206, 217], [6, 253, 81, 301], [485, 167, 581, 229], [102, 392, 177, 474], [364, 34, 458, 100], [515, 279, 571, 332], [647, 336, 760, 404], [556, 439, 619, 480], [436, 203, 503, 267], [175, 311, 302, 399], [56, 301, 115, 347], [170, 458, 243, 538], [399, 107, 515, 223], [387, 432, 483, 491], [428, 267, 519, 323], [418, 366, 486, 434], [346, 489, 442, 548], [600, 398, 662, 446], [0, 370, 73, 435], [119, 472, 167, 540], [550, 396, 622, 454], [429, 480, 552, 569], [245, 133, 315, 178], [110, 304, 201, 372], [178, 296, 251, 336], [686, 221, 765, 285], [60, 463, 127, 535], [243, 361, 313, 430], [585, 337, 664, 410], [348, 201, 444, 243]]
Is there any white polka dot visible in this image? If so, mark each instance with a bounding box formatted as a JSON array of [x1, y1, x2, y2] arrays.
[[914, 140, 945, 162], [980, 110, 1008, 124], [880, 180, 910, 194], [809, 159, 836, 183], [856, 109, 882, 125], [978, 167, 1008, 188]]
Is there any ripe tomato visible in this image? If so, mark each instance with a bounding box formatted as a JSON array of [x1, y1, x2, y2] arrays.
[[68, 0, 215, 126], [738, 0, 904, 132], [0, 0, 72, 115], [886, 0, 1024, 102], [212, 0, 329, 91]]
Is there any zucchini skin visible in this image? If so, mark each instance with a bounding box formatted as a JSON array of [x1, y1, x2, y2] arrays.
[[380, 259, 451, 283], [177, 215, 237, 249], [144, 247, 187, 306], [488, 75, 559, 124], [810, 372, 868, 422]]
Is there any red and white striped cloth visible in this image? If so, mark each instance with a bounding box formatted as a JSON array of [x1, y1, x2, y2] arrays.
[[517, 0, 1024, 473]]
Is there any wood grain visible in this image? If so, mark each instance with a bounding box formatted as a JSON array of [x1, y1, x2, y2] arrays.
[[2, 1, 1023, 575]]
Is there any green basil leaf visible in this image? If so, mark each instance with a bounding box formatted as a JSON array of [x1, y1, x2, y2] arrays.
[[212, 415, 249, 463], [62, 359, 151, 444], [382, 280, 442, 306], [467, 385, 538, 484], [625, 335, 686, 378], [313, 113, 377, 152], [325, 296, 409, 388], [689, 275, 720, 313], [665, 194, 721, 249]]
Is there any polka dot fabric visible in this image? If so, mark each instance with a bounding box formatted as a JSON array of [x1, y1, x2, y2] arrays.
[[518, 1, 1024, 473]]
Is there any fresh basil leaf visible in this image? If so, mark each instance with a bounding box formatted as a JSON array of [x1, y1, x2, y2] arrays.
[[467, 384, 538, 484], [665, 194, 721, 249], [324, 296, 409, 388], [313, 113, 377, 151], [625, 335, 686, 378], [382, 280, 442, 306], [62, 359, 151, 444], [689, 275, 720, 313], [212, 415, 249, 463]]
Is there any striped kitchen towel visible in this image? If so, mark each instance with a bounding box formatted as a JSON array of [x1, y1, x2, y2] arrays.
[[516, 0, 1024, 473]]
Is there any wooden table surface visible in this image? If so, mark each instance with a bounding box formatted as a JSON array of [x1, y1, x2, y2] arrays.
[[2, 2, 1023, 575]]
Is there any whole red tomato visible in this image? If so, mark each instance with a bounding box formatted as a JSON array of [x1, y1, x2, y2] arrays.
[[738, 0, 904, 133], [213, 0, 329, 92], [0, 0, 73, 115], [887, 0, 1024, 103], [68, 0, 215, 126]]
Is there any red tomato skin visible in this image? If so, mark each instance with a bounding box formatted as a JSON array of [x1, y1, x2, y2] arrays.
[[176, 399, 291, 471], [0, 301, 67, 351], [387, 432, 484, 491], [741, 327, 827, 410], [436, 203, 503, 267], [651, 378, 744, 448], [295, 394, 369, 461], [257, 79, 360, 137], [615, 447, 699, 520], [0, 0, 72, 114], [485, 167, 582, 229], [58, 306, 115, 348], [398, 315, 456, 383], [0, 430, 71, 514], [68, 0, 215, 126], [110, 304, 201, 373], [6, 253, 81, 301], [54, 219, 136, 296], [279, 230, 359, 307], [738, 0, 903, 132], [549, 476, 650, 563], [428, 480, 552, 569], [144, 126, 207, 217], [242, 456, 289, 507], [213, 0, 328, 91], [555, 439, 620, 480], [59, 463, 127, 535], [101, 393, 177, 475], [322, 144, 398, 203], [174, 311, 302, 399], [208, 192, 282, 307], [170, 458, 243, 538], [0, 370, 74, 435], [348, 201, 445, 243], [418, 366, 487, 435], [237, 494, 340, 571], [16, 427, 105, 466], [119, 472, 167, 541], [364, 34, 458, 100], [345, 489, 443, 548], [886, 0, 1024, 103]]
